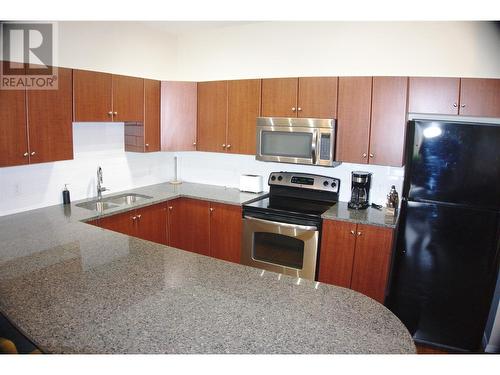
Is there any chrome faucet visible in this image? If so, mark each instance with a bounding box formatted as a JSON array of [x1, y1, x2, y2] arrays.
[[96, 166, 108, 200]]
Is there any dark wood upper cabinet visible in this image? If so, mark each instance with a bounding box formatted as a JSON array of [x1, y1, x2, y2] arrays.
[[318, 220, 357, 288], [336, 77, 372, 164], [261, 78, 298, 117], [350, 224, 394, 303], [161, 81, 197, 151], [297, 77, 338, 118], [227, 79, 261, 155], [168, 198, 210, 256], [369, 77, 408, 167], [143, 79, 161, 152], [134, 203, 167, 245], [112, 74, 144, 122], [27, 67, 73, 164], [73, 69, 113, 122], [197, 81, 228, 153], [0, 82, 29, 167], [459, 78, 500, 118], [408, 77, 460, 115], [209, 203, 242, 263]]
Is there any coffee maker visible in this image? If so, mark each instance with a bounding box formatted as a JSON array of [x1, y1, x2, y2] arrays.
[[348, 171, 372, 210]]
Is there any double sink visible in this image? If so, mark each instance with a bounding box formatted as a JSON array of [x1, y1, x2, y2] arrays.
[[76, 193, 153, 212]]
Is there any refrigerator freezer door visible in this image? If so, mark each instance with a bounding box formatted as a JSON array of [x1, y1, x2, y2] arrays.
[[405, 121, 500, 209], [386, 201, 500, 351]]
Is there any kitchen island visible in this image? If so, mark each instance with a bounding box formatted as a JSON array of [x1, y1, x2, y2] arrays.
[[0, 182, 414, 353]]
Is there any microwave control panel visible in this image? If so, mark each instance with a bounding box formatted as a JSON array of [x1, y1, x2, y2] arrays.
[[319, 134, 331, 160]]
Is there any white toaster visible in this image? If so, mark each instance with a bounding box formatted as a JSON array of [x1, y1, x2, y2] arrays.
[[239, 174, 263, 193]]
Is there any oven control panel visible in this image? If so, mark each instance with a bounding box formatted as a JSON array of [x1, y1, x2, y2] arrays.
[[268, 172, 340, 194]]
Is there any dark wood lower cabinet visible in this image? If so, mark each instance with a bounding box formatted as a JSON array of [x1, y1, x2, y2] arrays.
[[350, 224, 394, 303], [168, 198, 211, 256], [319, 219, 394, 303], [209, 203, 242, 263], [134, 203, 167, 245], [318, 220, 357, 288], [87, 198, 242, 264]]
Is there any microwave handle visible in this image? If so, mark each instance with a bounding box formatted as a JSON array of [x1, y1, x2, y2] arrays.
[[311, 131, 318, 164]]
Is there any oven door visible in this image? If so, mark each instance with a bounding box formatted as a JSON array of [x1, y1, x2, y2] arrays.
[[256, 126, 318, 165], [241, 216, 319, 280]]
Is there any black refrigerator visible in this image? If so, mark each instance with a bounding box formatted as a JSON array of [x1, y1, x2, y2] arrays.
[[386, 119, 500, 352]]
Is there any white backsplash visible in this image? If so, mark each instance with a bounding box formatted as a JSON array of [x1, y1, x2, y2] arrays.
[[0, 123, 405, 217]]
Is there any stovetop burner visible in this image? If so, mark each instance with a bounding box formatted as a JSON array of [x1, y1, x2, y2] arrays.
[[243, 172, 341, 223]]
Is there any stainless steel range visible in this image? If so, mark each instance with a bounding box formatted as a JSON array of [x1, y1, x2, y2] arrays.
[[241, 172, 340, 280]]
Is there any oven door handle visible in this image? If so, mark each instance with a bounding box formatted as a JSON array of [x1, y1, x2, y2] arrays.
[[244, 216, 318, 232]]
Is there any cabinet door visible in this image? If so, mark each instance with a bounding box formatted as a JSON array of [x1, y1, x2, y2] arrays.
[[112, 75, 144, 122], [168, 198, 210, 256], [197, 81, 227, 153], [350, 224, 394, 303], [336, 77, 372, 164], [27, 67, 73, 164], [369, 76, 408, 167], [135, 203, 167, 245], [143, 79, 161, 152], [73, 69, 113, 122], [408, 77, 460, 115], [209, 203, 242, 263], [0, 63, 28, 167], [318, 220, 357, 288], [261, 78, 298, 117], [161, 81, 197, 151], [98, 211, 135, 236], [227, 79, 261, 155], [459, 78, 500, 118], [298, 77, 338, 118]]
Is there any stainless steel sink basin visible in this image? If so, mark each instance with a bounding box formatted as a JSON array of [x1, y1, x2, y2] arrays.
[[102, 193, 153, 205], [76, 193, 153, 212], [76, 201, 119, 212]]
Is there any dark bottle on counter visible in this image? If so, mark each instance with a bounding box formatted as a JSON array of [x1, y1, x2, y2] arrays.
[[62, 184, 71, 205]]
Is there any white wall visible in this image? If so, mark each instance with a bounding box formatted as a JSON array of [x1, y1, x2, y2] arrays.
[[175, 152, 404, 204], [0, 124, 175, 216], [57, 21, 179, 80], [175, 21, 500, 80]]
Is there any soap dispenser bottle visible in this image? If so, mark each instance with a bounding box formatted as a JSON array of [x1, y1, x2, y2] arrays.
[[62, 184, 71, 205]]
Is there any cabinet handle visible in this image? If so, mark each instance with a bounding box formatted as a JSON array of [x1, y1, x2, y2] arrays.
[[30, 151, 36, 156], [226, 144, 231, 149], [297, 107, 302, 112], [222, 144, 226, 149], [210, 207, 214, 212], [357, 232, 362, 236], [350, 230, 356, 236], [193, 142, 197, 146], [113, 111, 118, 116], [23, 152, 29, 157], [145, 143, 149, 147], [108, 111, 113, 116], [136, 214, 141, 219], [461, 104, 466, 108], [369, 153, 374, 158], [291, 107, 296, 112], [362, 153, 367, 158], [168, 206, 173, 210], [132, 216, 137, 221], [453, 103, 458, 108]]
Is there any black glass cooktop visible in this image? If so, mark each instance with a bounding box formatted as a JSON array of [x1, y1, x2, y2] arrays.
[[244, 195, 335, 218]]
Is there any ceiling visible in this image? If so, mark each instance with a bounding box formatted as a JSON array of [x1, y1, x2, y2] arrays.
[[142, 21, 259, 36]]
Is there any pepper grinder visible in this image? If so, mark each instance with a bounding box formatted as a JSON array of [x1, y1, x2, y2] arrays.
[[386, 185, 399, 216]]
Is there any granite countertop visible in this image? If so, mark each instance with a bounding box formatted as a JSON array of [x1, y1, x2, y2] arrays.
[[0, 182, 413, 354], [322, 202, 399, 228]]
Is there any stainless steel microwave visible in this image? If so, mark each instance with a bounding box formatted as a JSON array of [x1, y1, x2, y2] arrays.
[[256, 117, 338, 167]]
